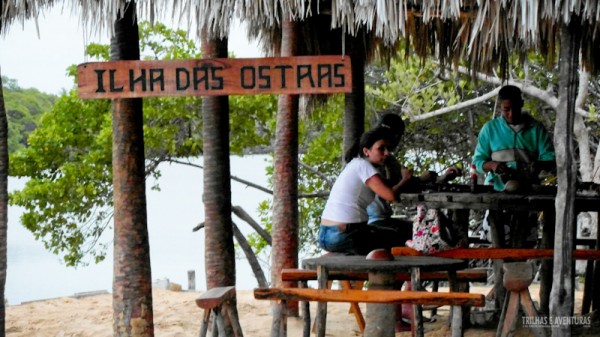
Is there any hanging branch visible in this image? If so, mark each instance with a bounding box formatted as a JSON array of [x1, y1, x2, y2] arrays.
[[232, 221, 268, 288], [192, 220, 269, 288], [299, 160, 334, 188], [410, 88, 501, 122], [168, 159, 273, 195], [232, 206, 271, 245]]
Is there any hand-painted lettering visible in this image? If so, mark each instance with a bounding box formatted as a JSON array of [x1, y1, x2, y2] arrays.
[[240, 66, 255, 89], [334, 63, 345, 87], [109, 69, 124, 92], [211, 66, 224, 90], [317, 64, 332, 88], [297, 64, 315, 88], [274, 65, 292, 89], [129, 69, 147, 91], [150, 69, 165, 91], [78, 56, 352, 98], [175, 68, 190, 90], [94, 70, 106, 93], [258, 65, 271, 89]]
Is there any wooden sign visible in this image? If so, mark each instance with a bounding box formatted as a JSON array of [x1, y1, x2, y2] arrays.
[[77, 56, 352, 99]]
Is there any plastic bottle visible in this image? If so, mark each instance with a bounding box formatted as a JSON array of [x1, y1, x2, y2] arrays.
[[470, 164, 478, 193]]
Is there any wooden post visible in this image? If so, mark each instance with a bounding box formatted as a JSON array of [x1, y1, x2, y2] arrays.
[[365, 272, 396, 337], [315, 265, 329, 337], [188, 270, 196, 291], [551, 17, 581, 337]]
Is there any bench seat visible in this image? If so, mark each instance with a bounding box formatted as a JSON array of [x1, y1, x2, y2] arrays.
[[255, 287, 486, 307], [281, 267, 488, 283]]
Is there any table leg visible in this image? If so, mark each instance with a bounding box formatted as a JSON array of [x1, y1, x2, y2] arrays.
[[539, 208, 555, 316], [316, 265, 328, 337], [364, 272, 396, 337], [448, 270, 464, 337], [411, 267, 424, 337]]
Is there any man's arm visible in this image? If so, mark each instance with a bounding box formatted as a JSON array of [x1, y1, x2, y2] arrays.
[[472, 124, 495, 173]]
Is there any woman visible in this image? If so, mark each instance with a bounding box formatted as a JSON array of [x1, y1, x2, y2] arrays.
[[318, 127, 413, 255]]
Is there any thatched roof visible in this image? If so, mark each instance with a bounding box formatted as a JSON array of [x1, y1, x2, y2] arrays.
[[2, 1, 600, 74]]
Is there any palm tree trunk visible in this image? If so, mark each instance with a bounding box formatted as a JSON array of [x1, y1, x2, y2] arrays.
[[201, 30, 234, 290], [550, 17, 581, 337], [271, 19, 300, 317], [110, 3, 154, 336], [0, 72, 9, 337], [201, 29, 240, 337]]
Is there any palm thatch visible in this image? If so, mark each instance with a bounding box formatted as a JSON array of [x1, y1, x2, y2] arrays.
[[3, 1, 599, 75]]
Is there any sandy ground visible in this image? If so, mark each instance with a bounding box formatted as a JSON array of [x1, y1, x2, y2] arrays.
[[6, 284, 599, 336]]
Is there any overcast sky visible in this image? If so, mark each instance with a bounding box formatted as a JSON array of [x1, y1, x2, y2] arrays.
[[0, 6, 261, 95]]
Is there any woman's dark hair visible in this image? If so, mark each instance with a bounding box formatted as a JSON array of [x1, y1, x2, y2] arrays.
[[344, 127, 394, 163]]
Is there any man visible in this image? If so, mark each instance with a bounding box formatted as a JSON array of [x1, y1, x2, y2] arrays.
[[472, 85, 556, 316], [473, 85, 556, 193]]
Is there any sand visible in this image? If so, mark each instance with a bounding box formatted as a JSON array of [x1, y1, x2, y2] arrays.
[[6, 284, 598, 336]]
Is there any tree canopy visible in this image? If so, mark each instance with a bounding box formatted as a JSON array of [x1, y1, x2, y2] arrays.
[[8, 22, 278, 266], [1, 76, 55, 153]]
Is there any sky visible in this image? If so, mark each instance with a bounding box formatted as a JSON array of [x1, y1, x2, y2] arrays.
[[0, 6, 261, 95]]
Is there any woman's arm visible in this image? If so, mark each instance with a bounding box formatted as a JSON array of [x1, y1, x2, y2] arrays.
[[366, 168, 413, 202]]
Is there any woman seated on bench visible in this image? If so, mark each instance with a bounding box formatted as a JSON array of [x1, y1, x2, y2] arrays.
[[318, 126, 414, 255]]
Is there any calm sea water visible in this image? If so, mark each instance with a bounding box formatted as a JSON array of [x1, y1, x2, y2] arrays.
[[6, 154, 273, 305]]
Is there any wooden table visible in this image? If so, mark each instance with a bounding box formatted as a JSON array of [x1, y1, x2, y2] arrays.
[[394, 186, 599, 212], [302, 254, 467, 337], [395, 187, 600, 317]]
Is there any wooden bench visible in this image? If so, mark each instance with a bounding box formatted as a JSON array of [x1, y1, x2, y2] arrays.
[[281, 267, 489, 283], [254, 287, 486, 337], [195, 286, 243, 337], [280, 267, 488, 333], [392, 247, 600, 331]]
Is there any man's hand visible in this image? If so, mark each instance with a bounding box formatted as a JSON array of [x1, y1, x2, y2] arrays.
[[485, 161, 509, 174]]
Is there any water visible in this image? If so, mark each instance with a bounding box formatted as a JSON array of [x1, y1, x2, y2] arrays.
[[6, 154, 273, 305]]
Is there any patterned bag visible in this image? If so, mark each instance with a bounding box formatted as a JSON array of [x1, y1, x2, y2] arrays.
[[405, 204, 458, 255]]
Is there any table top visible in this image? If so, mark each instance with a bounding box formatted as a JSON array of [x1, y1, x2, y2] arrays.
[[395, 187, 600, 212], [301, 255, 466, 273]]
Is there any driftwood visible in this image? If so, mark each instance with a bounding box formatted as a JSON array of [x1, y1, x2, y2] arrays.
[[232, 221, 268, 288], [193, 206, 270, 288], [232, 206, 271, 245]]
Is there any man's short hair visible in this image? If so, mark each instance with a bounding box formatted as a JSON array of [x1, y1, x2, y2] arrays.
[[498, 85, 522, 103], [377, 113, 405, 136]]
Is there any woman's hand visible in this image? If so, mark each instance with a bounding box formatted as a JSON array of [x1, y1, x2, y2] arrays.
[[400, 167, 413, 182]]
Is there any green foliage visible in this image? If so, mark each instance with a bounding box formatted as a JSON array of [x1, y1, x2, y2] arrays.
[[296, 97, 346, 256], [367, 53, 474, 173], [2, 76, 56, 152], [9, 22, 277, 266]]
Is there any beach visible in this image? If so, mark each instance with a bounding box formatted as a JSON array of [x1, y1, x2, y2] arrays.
[[6, 284, 598, 336]]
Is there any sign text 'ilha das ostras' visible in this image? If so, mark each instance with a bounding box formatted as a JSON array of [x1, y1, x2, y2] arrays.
[[77, 56, 352, 99]]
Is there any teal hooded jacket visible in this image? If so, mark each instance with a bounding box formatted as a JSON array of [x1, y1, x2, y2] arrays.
[[472, 114, 555, 191]]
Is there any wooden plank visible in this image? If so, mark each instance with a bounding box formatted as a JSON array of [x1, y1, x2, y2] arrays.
[[195, 286, 236, 309], [391, 247, 600, 260], [281, 268, 487, 282], [77, 56, 352, 99], [253, 288, 485, 307]]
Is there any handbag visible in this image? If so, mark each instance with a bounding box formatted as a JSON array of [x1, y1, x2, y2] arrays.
[[405, 204, 458, 255]]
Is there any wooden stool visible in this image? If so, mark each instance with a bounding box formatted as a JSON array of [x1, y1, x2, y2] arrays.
[[196, 286, 243, 337], [497, 262, 548, 337]]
